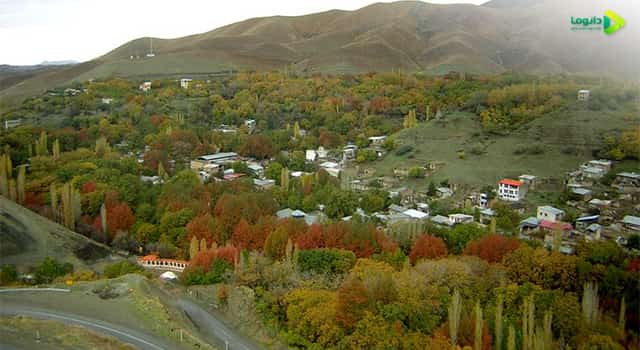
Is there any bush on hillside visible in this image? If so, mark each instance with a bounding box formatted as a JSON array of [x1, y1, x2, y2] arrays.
[[297, 248, 356, 275], [103, 260, 144, 278]]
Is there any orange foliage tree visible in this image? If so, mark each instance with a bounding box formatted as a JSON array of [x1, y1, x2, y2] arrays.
[[106, 202, 135, 238], [463, 234, 520, 263], [409, 234, 448, 265], [336, 277, 371, 330], [186, 213, 224, 246]]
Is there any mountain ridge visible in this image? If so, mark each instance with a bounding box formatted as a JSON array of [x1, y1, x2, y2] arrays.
[[1, 0, 638, 104]]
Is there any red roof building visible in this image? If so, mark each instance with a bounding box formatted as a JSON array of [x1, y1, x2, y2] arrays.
[[498, 179, 527, 202], [539, 220, 573, 231]]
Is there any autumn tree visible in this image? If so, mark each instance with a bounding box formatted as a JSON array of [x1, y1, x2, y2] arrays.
[[463, 234, 520, 263], [189, 236, 200, 260], [106, 203, 135, 239], [186, 213, 224, 246], [409, 234, 448, 265], [239, 134, 274, 159], [336, 276, 370, 329], [403, 109, 418, 129], [264, 227, 289, 260]]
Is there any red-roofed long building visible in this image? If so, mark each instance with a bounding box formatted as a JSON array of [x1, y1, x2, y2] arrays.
[[498, 179, 526, 202]]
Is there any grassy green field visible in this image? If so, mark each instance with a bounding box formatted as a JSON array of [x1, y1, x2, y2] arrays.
[[368, 103, 638, 189]]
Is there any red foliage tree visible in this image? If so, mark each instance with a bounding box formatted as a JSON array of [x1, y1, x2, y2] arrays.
[[80, 181, 97, 194], [231, 218, 253, 250], [369, 96, 391, 114], [24, 192, 44, 210], [106, 203, 135, 238], [336, 277, 370, 329], [409, 234, 448, 265], [215, 246, 239, 267], [143, 149, 169, 172], [628, 258, 640, 272], [239, 134, 274, 160], [186, 213, 224, 246], [297, 224, 325, 250], [463, 234, 520, 263], [323, 221, 348, 249], [190, 249, 217, 272]]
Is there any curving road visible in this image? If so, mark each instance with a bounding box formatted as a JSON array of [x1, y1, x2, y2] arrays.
[[178, 298, 262, 350], [1, 288, 264, 350], [0, 301, 170, 350]]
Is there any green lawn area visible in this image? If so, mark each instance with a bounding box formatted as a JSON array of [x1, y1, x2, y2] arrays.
[[369, 103, 638, 189]]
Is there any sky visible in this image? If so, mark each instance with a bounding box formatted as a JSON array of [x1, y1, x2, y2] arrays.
[[0, 0, 487, 65]]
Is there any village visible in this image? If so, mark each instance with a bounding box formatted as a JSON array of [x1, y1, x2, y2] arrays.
[[129, 80, 639, 267]]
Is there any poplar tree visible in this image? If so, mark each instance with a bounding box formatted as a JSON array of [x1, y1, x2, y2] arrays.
[[280, 167, 290, 191], [522, 296, 535, 350], [100, 203, 108, 235], [507, 325, 516, 350], [403, 109, 417, 129], [0, 154, 10, 196], [495, 293, 504, 350], [200, 237, 208, 252], [189, 236, 200, 260], [582, 282, 599, 326], [52, 139, 61, 160], [8, 179, 17, 201], [474, 301, 483, 350], [95, 136, 111, 158], [50, 183, 59, 222], [619, 297, 626, 331], [16, 165, 26, 204], [448, 289, 462, 346]]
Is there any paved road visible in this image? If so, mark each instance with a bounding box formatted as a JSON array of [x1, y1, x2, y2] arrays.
[[1, 288, 265, 350], [178, 298, 262, 350], [0, 289, 173, 349]]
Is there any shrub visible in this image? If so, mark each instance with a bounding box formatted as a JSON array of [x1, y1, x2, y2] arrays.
[[182, 259, 231, 285], [408, 167, 426, 178], [34, 257, 74, 284], [297, 248, 356, 275], [0, 265, 18, 285], [103, 260, 144, 278], [395, 145, 413, 156]]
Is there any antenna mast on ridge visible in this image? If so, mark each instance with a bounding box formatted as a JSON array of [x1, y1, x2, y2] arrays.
[[147, 37, 155, 58]]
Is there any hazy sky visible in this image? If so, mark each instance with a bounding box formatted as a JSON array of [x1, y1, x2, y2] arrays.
[[0, 0, 488, 65]]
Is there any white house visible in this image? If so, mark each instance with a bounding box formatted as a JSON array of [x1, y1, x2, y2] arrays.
[[316, 146, 328, 159], [190, 152, 238, 171], [537, 205, 565, 223], [436, 187, 453, 199], [180, 78, 192, 89], [306, 150, 317, 162], [368, 136, 387, 146], [578, 89, 590, 101], [518, 174, 537, 190], [4, 119, 21, 130], [343, 144, 358, 160], [319, 161, 341, 177], [247, 163, 264, 177], [498, 179, 525, 201], [139, 81, 152, 92], [244, 119, 256, 132], [403, 209, 429, 220], [448, 213, 474, 225], [101, 98, 113, 105], [622, 215, 640, 232], [253, 178, 275, 189], [580, 165, 606, 179]]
